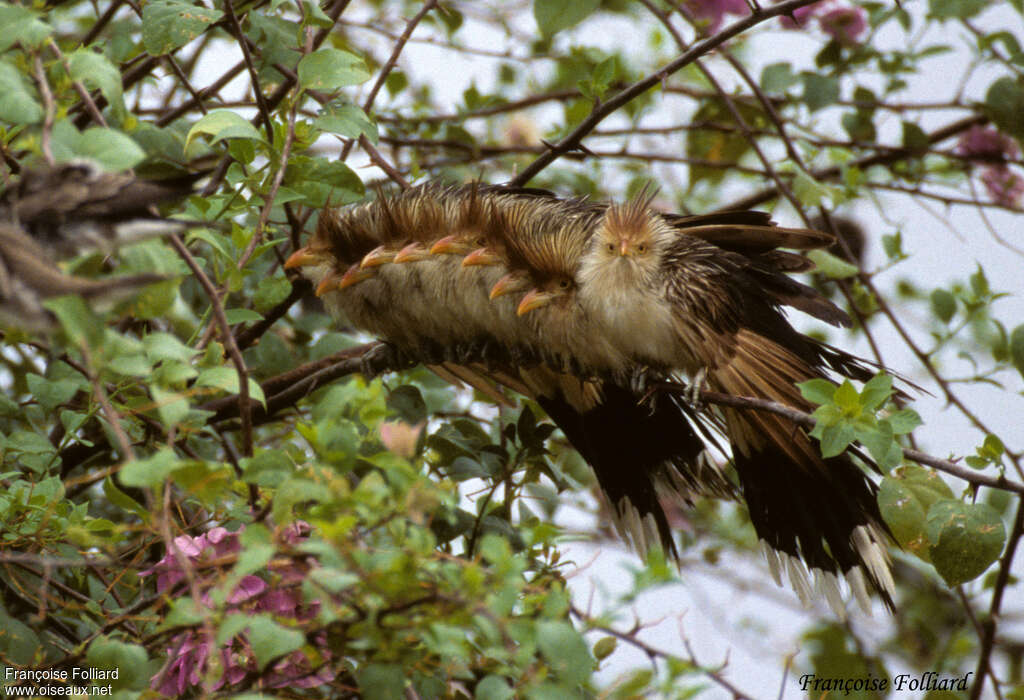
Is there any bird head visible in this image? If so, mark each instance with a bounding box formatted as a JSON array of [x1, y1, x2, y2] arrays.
[[582, 193, 668, 294], [515, 274, 575, 316]]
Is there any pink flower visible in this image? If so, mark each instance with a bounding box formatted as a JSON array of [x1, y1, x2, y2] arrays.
[[380, 420, 424, 459], [687, 0, 749, 32], [957, 125, 1020, 161], [981, 166, 1024, 208], [819, 5, 867, 45], [145, 523, 331, 696], [779, 1, 829, 29]]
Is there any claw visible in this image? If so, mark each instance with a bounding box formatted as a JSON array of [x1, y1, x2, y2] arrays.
[[360, 342, 410, 379], [688, 366, 708, 409]]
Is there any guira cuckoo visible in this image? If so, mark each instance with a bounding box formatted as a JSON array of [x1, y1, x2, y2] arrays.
[[287, 183, 898, 613]]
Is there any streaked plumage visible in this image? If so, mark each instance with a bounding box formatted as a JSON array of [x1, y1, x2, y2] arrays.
[[576, 194, 895, 612]]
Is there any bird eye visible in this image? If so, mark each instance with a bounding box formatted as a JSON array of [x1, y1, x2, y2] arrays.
[[636, 243, 647, 254], [558, 278, 571, 290], [605, 242, 615, 253]]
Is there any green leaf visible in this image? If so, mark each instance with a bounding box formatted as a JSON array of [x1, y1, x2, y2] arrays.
[[27, 374, 80, 411], [476, 675, 515, 700], [930, 288, 956, 323], [43, 295, 105, 347], [881, 231, 905, 261], [0, 61, 43, 124], [985, 77, 1024, 141], [0, 609, 42, 664], [86, 637, 148, 689], [142, 0, 223, 55], [856, 420, 897, 466], [68, 50, 126, 122], [150, 385, 190, 427], [928, 0, 987, 20], [833, 380, 860, 412], [119, 448, 180, 489], [297, 48, 371, 91], [1009, 324, 1024, 380], [888, 409, 922, 435], [241, 449, 292, 487], [593, 636, 617, 661], [357, 663, 407, 700], [314, 101, 378, 143], [144, 332, 198, 364], [534, 0, 599, 36], [537, 620, 592, 686], [761, 62, 798, 93], [196, 366, 266, 406], [103, 477, 149, 520], [807, 249, 859, 279], [859, 374, 893, 411], [798, 378, 837, 405], [50, 123, 146, 171], [386, 385, 427, 424], [927, 500, 1006, 586], [819, 421, 856, 457], [246, 616, 304, 671], [792, 170, 832, 208], [254, 276, 291, 313], [901, 120, 929, 152], [185, 110, 263, 153], [802, 73, 840, 111], [0, 5, 52, 52]]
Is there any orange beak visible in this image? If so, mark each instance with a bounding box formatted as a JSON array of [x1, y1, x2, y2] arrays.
[[462, 247, 501, 267], [337, 264, 375, 290], [620, 240, 630, 256], [516, 288, 552, 316], [394, 242, 428, 263], [315, 269, 343, 296], [489, 273, 524, 300], [429, 234, 465, 256], [360, 245, 395, 269], [285, 247, 319, 269]]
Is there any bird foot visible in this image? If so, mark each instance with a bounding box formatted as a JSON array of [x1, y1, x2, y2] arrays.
[[685, 367, 708, 410], [361, 342, 413, 379], [629, 365, 651, 394]]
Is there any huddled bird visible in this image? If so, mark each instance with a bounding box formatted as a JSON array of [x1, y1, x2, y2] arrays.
[[0, 161, 200, 331], [285, 182, 898, 615]]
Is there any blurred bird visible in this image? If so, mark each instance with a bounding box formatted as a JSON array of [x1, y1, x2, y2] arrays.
[[0, 161, 202, 332], [0, 160, 203, 258], [0, 222, 165, 331]]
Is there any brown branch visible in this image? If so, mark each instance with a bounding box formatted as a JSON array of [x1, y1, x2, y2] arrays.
[[339, 0, 438, 162], [509, 0, 826, 186], [970, 499, 1024, 700], [168, 235, 254, 457], [655, 384, 1024, 495]]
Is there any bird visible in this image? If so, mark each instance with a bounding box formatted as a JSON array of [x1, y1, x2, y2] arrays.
[[285, 183, 731, 558], [286, 182, 899, 614], [0, 160, 203, 258], [567, 191, 895, 612], [0, 222, 166, 331], [0, 161, 203, 332]]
